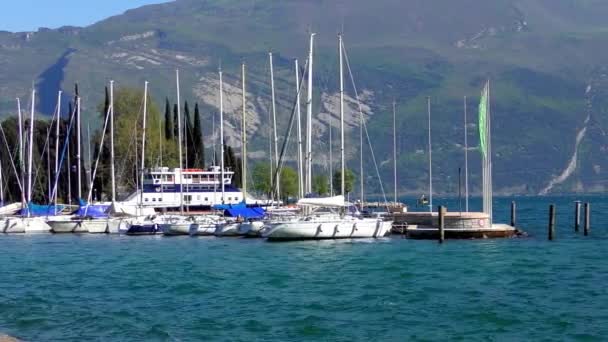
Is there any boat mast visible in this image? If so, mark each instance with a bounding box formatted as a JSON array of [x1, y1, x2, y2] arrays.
[[464, 95, 469, 212], [17, 98, 25, 209], [27, 88, 35, 210], [140, 81, 148, 216], [338, 34, 345, 198], [55, 91, 61, 209], [219, 67, 226, 203], [269, 52, 280, 199], [76, 96, 82, 201], [295, 59, 304, 199], [393, 100, 397, 204], [241, 62, 247, 202], [305, 33, 315, 195], [427, 96, 433, 213], [87, 122, 92, 194], [176, 70, 184, 214], [110, 81, 116, 207], [329, 104, 333, 196]]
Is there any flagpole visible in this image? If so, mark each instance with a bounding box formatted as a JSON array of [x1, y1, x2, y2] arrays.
[[464, 95, 469, 212], [427, 96, 433, 213]]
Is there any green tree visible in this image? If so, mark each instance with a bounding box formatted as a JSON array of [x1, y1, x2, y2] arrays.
[[99, 87, 178, 195], [164, 98, 173, 140], [279, 166, 298, 201], [251, 163, 271, 195], [312, 174, 329, 195], [184, 101, 193, 168], [333, 169, 355, 195], [173, 103, 179, 141], [192, 103, 205, 168]]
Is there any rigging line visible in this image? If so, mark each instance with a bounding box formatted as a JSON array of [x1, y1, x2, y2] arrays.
[[49, 100, 78, 205], [341, 39, 389, 208], [31, 106, 61, 199], [83, 100, 112, 214], [0, 122, 23, 193], [269, 59, 309, 201]]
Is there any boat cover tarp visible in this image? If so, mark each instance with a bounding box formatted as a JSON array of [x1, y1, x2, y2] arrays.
[[76, 204, 110, 218], [297, 195, 346, 208], [223, 207, 266, 219], [212, 202, 247, 211], [18, 203, 66, 216]]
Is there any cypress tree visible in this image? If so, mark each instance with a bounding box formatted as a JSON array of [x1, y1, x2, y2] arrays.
[[193, 103, 205, 168], [164, 98, 173, 140], [184, 101, 193, 168], [173, 103, 179, 140]]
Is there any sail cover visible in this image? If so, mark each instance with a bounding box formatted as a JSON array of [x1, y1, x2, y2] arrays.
[[297, 195, 346, 208]]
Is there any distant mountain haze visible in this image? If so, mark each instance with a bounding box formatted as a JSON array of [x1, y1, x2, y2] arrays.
[[1, 0, 608, 195]]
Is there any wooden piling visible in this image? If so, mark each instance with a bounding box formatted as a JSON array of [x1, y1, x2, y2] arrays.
[[548, 204, 556, 241], [574, 201, 581, 232], [584, 203, 590, 236], [438, 206, 445, 243], [510, 201, 516, 227]]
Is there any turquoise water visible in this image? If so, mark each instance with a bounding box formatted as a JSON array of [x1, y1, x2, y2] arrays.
[[1, 196, 607, 341]]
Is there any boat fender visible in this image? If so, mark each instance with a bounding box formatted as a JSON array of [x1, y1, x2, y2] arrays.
[[335, 224, 339, 233], [317, 224, 323, 233], [353, 223, 358, 231]]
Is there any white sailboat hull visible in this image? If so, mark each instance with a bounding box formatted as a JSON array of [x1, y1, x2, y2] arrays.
[[238, 221, 265, 237], [214, 222, 242, 236], [159, 222, 195, 236], [81, 219, 108, 234], [3, 217, 52, 234], [47, 217, 80, 233], [263, 218, 389, 241], [190, 223, 216, 236]]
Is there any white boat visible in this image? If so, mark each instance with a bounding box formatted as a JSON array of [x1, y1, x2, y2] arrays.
[[158, 215, 196, 236], [189, 215, 219, 236], [262, 196, 390, 241], [3, 217, 52, 234], [238, 221, 265, 237], [47, 216, 79, 233], [214, 218, 241, 237], [81, 218, 108, 234], [262, 214, 388, 241]]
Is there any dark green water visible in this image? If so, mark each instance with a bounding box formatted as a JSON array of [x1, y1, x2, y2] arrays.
[[1, 196, 607, 341]]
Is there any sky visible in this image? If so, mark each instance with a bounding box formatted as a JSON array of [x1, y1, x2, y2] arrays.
[[0, 0, 171, 32]]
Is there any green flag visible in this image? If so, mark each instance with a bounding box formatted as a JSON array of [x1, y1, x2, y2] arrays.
[[478, 82, 489, 159]]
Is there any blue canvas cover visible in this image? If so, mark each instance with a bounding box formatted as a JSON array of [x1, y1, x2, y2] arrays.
[[76, 204, 110, 218], [224, 207, 265, 219], [18, 203, 65, 216], [212, 202, 247, 211]]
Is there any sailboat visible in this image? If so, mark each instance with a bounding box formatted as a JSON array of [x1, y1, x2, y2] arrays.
[[8, 89, 52, 233], [262, 34, 389, 241]]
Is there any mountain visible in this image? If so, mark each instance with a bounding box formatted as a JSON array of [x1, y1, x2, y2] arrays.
[[2, 0, 608, 196]]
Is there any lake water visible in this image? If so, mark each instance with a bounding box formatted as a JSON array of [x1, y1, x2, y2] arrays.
[[1, 196, 607, 341]]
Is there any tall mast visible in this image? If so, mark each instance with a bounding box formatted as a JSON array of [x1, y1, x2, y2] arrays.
[[305, 33, 315, 195], [219, 67, 225, 203], [464, 95, 469, 212], [27, 89, 35, 207], [110, 81, 116, 206], [269, 52, 280, 199], [241, 62, 247, 202], [427, 96, 433, 212], [87, 122, 92, 193], [176, 70, 184, 213], [17, 98, 25, 208], [338, 34, 345, 198], [329, 107, 333, 196], [487, 81, 493, 224], [295, 59, 304, 199], [140, 81, 148, 215], [55, 91, 61, 209], [393, 100, 398, 204], [76, 96, 82, 201]]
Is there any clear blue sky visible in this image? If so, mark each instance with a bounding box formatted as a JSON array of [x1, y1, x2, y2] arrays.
[[0, 0, 171, 32]]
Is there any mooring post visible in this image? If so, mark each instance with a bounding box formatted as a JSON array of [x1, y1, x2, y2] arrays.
[[510, 201, 516, 227], [438, 206, 445, 243], [548, 204, 556, 241], [584, 202, 590, 236], [574, 201, 581, 232]]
